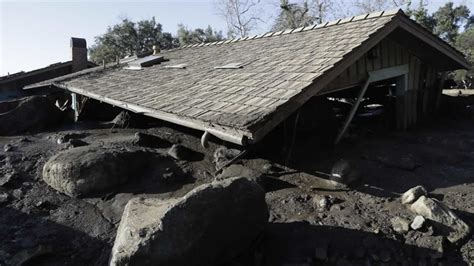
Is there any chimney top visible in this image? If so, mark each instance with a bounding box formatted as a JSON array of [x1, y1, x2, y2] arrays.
[[71, 37, 86, 48]]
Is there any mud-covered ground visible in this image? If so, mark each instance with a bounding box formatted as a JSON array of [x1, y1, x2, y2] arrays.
[[0, 94, 473, 266]]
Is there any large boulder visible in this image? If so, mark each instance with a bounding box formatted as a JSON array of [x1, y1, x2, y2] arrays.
[[0, 96, 63, 135], [410, 196, 471, 244], [42, 145, 156, 197], [110, 177, 268, 266]]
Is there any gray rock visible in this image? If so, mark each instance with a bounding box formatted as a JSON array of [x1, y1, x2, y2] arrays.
[[401, 185, 427, 204], [312, 195, 331, 210], [3, 144, 13, 152], [167, 144, 199, 161], [42, 145, 156, 197], [110, 177, 268, 266], [0, 192, 9, 204], [410, 196, 471, 244], [391, 216, 410, 233], [411, 215, 426, 230], [12, 188, 23, 199], [329, 159, 360, 187]]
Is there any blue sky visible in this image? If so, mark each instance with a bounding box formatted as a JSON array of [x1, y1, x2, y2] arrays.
[[0, 0, 472, 76]]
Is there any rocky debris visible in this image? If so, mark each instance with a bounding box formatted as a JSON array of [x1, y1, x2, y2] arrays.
[[133, 132, 171, 148], [42, 145, 156, 197], [0, 96, 63, 135], [0, 172, 14, 187], [411, 215, 426, 230], [329, 159, 360, 187], [4, 144, 13, 152], [111, 111, 131, 128], [213, 147, 241, 169], [216, 164, 262, 184], [401, 185, 427, 205], [391, 216, 410, 233], [410, 196, 471, 244], [110, 177, 268, 266]]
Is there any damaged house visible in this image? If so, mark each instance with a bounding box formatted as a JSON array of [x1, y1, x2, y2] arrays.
[[27, 9, 470, 146]]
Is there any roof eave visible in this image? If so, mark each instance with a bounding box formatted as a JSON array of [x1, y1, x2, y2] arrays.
[[54, 82, 252, 146], [396, 15, 471, 70]]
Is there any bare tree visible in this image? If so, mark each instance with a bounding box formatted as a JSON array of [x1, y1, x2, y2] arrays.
[[215, 0, 263, 38], [310, 0, 333, 24], [354, 0, 409, 13]]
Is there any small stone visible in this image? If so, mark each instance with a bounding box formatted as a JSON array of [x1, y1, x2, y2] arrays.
[[167, 144, 199, 161], [0, 192, 9, 204], [330, 204, 342, 211], [401, 185, 427, 204], [391, 216, 410, 233], [318, 197, 329, 210], [12, 188, 23, 199], [4, 144, 13, 152], [411, 215, 425, 230]]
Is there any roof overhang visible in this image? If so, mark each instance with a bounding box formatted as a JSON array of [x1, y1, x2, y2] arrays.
[[55, 83, 252, 145]]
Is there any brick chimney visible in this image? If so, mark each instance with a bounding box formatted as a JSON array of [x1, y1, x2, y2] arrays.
[[70, 37, 87, 72]]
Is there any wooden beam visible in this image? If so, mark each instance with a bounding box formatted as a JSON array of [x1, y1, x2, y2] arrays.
[[334, 76, 372, 144], [334, 64, 409, 143]]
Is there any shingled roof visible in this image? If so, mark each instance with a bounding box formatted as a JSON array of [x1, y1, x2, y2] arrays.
[[29, 9, 470, 145]]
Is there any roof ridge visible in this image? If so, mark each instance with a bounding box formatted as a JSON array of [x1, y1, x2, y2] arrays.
[[166, 8, 402, 53]]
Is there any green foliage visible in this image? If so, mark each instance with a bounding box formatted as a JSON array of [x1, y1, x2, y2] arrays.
[[89, 17, 177, 64], [405, 0, 436, 31], [432, 2, 470, 44], [177, 25, 224, 46], [454, 27, 474, 88]]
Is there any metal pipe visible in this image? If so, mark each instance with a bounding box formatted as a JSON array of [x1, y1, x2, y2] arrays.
[[201, 131, 210, 149]]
